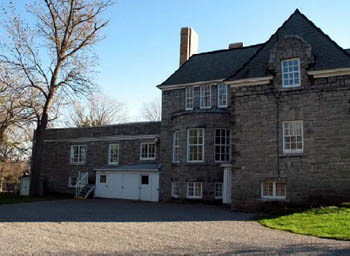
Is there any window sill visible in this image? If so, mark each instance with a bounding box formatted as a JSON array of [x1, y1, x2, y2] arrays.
[[69, 163, 86, 165], [140, 158, 156, 161], [279, 153, 305, 158], [186, 197, 202, 199], [278, 86, 302, 92], [260, 197, 287, 202]]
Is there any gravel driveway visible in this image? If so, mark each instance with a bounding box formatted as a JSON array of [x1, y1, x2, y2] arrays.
[[0, 199, 349, 255]]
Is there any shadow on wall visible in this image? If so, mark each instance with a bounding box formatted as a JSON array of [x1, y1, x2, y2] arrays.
[[0, 198, 255, 223]]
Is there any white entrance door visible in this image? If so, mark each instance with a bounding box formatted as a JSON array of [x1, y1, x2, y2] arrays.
[[140, 174, 152, 201], [223, 167, 232, 204], [109, 173, 123, 198], [122, 174, 139, 200]]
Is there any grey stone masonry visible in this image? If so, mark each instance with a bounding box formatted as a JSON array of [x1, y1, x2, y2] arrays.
[[159, 84, 232, 201], [230, 34, 350, 210], [40, 122, 161, 194]]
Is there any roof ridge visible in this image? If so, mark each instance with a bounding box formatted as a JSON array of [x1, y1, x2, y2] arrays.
[[193, 43, 264, 56], [225, 9, 302, 81], [296, 10, 350, 59]]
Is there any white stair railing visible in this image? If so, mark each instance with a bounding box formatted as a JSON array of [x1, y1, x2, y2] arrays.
[[75, 172, 88, 198]]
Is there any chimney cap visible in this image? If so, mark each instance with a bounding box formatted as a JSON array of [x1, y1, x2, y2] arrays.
[[229, 42, 243, 49]]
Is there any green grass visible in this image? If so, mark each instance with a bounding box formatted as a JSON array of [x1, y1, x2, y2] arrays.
[[0, 192, 72, 205], [259, 205, 350, 240]]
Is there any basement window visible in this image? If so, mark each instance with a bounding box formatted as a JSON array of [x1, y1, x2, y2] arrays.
[[172, 182, 179, 198], [282, 58, 300, 88], [215, 183, 223, 199], [187, 182, 202, 199], [261, 181, 286, 199]]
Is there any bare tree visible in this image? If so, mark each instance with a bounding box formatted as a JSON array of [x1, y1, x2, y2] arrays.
[[0, 0, 113, 195], [140, 96, 162, 122], [66, 93, 126, 127]]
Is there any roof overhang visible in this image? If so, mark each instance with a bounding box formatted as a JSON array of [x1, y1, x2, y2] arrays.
[[227, 76, 273, 87], [307, 68, 350, 78], [157, 79, 224, 90]]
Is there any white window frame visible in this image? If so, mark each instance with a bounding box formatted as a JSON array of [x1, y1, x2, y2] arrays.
[[282, 120, 304, 154], [171, 182, 179, 198], [215, 182, 223, 199], [140, 143, 156, 160], [187, 128, 205, 162], [214, 128, 231, 162], [187, 182, 202, 199], [217, 84, 228, 108], [68, 176, 77, 188], [172, 131, 180, 163], [185, 87, 194, 110], [108, 144, 120, 165], [70, 145, 87, 164], [261, 181, 287, 200], [200, 85, 211, 109], [282, 58, 301, 88]]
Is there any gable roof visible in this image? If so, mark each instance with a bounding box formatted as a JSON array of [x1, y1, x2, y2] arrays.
[[159, 44, 262, 87], [227, 9, 350, 81]]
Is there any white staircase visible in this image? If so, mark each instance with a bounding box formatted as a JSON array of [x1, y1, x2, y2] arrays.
[[75, 172, 95, 199]]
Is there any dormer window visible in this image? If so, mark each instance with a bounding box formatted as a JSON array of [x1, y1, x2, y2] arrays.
[[200, 85, 211, 109], [282, 58, 300, 88]]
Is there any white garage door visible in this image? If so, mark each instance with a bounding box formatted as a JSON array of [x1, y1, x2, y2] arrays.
[[95, 172, 159, 202]]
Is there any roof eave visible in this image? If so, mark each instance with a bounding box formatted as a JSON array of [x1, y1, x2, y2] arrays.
[[307, 68, 350, 78], [157, 79, 225, 90]]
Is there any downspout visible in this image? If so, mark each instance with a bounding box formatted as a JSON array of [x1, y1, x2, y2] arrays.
[[275, 91, 281, 178]]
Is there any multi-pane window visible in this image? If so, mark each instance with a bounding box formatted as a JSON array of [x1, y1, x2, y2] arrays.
[[200, 85, 211, 109], [70, 145, 87, 164], [215, 183, 223, 199], [108, 144, 120, 165], [185, 87, 194, 110], [283, 121, 303, 154], [261, 181, 287, 199], [187, 128, 204, 162], [215, 129, 231, 162], [187, 182, 202, 198], [282, 58, 300, 88], [218, 84, 228, 108], [140, 143, 156, 160], [173, 131, 180, 163], [172, 182, 179, 198]]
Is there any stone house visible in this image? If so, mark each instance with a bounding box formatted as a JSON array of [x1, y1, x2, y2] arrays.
[[41, 9, 350, 210]]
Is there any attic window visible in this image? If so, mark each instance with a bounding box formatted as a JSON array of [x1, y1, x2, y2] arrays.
[[282, 58, 300, 88]]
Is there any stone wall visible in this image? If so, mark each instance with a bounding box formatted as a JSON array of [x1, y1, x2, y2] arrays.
[[40, 122, 161, 194], [159, 85, 232, 201], [231, 75, 350, 210]]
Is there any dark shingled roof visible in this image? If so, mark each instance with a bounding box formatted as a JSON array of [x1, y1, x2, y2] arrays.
[[159, 44, 262, 86], [227, 9, 350, 80], [160, 9, 350, 87]]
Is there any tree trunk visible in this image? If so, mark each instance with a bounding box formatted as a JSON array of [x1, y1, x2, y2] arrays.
[[30, 112, 49, 196]]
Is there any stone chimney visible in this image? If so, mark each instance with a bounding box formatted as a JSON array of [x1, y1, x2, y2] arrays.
[[180, 27, 198, 66], [229, 42, 243, 49]]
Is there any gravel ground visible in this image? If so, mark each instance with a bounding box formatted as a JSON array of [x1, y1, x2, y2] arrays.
[[0, 199, 349, 255]]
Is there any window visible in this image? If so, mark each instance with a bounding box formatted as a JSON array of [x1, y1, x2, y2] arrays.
[[108, 144, 120, 165], [282, 58, 300, 88], [185, 87, 194, 110], [200, 85, 211, 109], [100, 175, 107, 184], [140, 143, 156, 160], [215, 129, 231, 162], [261, 181, 286, 199], [141, 175, 149, 185], [68, 176, 77, 188], [283, 121, 303, 154], [172, 182, 179, 198], [173, 131, 180, 163], [187, 128, 204, 162], [215, 183, 223, 199], [187, 182, 202, 198], [218, 84, 228, 108], [70, 145, 87, 164]]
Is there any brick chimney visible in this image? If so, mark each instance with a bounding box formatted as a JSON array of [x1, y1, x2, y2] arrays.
[[180, 27, 198, 66], [229, 42, 243, 49]]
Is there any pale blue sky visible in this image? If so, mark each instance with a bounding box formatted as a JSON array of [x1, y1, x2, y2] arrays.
[[10, 1, 350, 120]]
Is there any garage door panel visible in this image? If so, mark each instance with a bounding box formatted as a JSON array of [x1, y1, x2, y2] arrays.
[[122, 174, 139, 200]]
